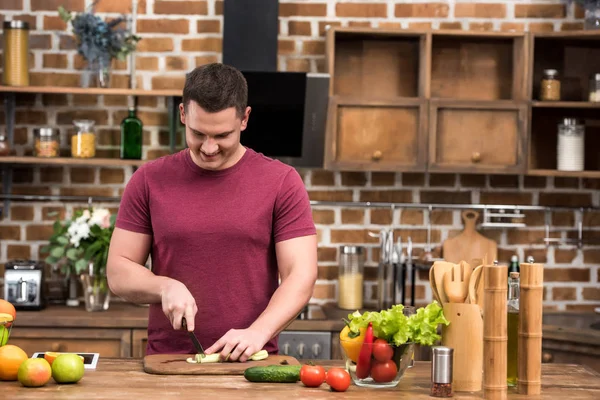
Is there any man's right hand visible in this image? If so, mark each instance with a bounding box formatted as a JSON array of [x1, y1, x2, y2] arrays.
[[160, 279, 198, 331]]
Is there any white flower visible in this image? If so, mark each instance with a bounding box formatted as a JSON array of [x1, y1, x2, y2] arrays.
[[68, 220, 91, 248], [75, 209, 91, 224], [88, 208, 111, 229]]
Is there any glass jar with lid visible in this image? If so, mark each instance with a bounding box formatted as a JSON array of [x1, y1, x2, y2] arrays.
[[3, 20, 30, 87], [34, 128, 60, 157], [338, 245, 365, 310], [71, 120, 96, 158], [557, 117, 584, 171], [540, 69, 560, 101], [0, 130, 11, 156], [589, 73, 600, 102]]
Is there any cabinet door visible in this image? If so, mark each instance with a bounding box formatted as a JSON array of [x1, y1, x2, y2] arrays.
[[132, 329, 148, 358], [324, 97, 428, 171], [8, 328, 132, 358], [428, 100, 527, 173]]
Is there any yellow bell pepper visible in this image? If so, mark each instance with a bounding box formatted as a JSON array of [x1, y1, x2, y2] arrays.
[[339, 325, 366, 363]]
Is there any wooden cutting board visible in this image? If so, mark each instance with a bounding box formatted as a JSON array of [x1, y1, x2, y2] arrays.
[[442, 210, 498, 265], [143, 354, 300, 375]]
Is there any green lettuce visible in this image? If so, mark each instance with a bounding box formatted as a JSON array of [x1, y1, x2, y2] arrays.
[[347, 301, 450, 347]]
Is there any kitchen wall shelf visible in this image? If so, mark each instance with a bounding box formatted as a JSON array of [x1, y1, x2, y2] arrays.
[[0, 85, 181, 97], [0, 156, 146, 167], [531, 101, 600, 108], [527, 169, 600, 178]]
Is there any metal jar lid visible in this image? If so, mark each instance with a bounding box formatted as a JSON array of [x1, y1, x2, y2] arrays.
[[431, 346, 454, 384], [340, 245, 364, 254], [543, 69, 558, 78], [34, 128, 59, 137], [560, 117, 583, 127], [4, 20, 30, 30]]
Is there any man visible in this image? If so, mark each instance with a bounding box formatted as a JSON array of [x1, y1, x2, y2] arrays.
[[107, 63, 318, 362]]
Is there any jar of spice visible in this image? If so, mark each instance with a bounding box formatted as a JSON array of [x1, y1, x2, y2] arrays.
[[34, 128, 60, 157], [337, 245, 365, 310], [431, 346, 454, 397], [2, 20, 30, 87], [0, 131, 11, 156], [589, 73, 600, 102], [71, 120, 96, 158], [540, 69, 560, 101], [557, 117, 584, 171]]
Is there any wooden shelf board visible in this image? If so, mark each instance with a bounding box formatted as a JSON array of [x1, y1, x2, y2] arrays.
[[0, 156, 146, 167], [531, 101, 600, 108], [0, 86, 181, 97], [527, 169, 600, 178], [531, 30, 600, 39], [432, 29, 525, 38]]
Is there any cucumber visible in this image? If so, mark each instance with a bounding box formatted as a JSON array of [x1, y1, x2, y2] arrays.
[[243, 365, 302, 383]]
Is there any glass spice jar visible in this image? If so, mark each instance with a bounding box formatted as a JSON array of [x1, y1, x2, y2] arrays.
[[71, 120, 96, 158], [589, 73, 600, 102], [540, 69, 560, 101], [34, 128, 60, 157], [431, 346, 454, 397]]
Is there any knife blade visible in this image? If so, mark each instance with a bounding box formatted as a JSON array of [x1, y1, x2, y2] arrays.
[[182, 317, 205, 356]]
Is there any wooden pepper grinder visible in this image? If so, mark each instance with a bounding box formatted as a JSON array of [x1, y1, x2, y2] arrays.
[[518, 257, 544, 395], [483, 261, 508, 400]]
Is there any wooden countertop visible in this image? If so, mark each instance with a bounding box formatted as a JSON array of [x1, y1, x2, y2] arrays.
[[1, 359, 598, 399]]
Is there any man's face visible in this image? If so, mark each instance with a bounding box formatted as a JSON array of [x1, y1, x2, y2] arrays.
[[179, 101, 250, 170]]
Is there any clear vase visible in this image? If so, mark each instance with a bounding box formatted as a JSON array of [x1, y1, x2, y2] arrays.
[[81, 59, 111, 88], [584, 0, 600, 30], [80, 272, 111, 312]]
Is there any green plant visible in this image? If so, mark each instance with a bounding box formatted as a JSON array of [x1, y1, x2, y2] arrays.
[[42, 208, 116, 277]]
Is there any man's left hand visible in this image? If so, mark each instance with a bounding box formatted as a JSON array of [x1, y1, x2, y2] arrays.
[[204, 327, 270, 362]]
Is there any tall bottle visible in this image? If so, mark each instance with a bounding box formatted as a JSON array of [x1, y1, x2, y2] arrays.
[[120, 107, 143, 160], [507, 271, 520, 387]]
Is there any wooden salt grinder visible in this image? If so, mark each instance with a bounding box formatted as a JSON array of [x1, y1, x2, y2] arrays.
[[518, 260, 544, 395], [483, 262, 508, 400]]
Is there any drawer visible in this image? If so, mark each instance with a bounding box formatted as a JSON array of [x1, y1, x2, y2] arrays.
[[8, 328, 131, 358]]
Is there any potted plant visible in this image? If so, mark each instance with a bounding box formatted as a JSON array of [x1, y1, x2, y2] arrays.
[[58, 0, 141, 87], [43, 207, 116, 312]]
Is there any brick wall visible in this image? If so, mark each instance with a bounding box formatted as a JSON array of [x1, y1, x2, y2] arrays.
[[0, 0, 598, 311]]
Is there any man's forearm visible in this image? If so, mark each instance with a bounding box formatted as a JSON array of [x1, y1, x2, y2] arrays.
[[107, 256, 170, 304], [249, 271, 315, 340]]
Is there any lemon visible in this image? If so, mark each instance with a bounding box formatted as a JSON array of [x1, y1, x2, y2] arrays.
[[51, 353, 85, 384]]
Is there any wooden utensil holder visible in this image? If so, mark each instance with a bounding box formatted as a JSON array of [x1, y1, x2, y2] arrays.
[[441, 302, 483, 392]]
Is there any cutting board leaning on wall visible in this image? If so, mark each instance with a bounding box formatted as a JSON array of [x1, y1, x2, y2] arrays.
[[442, 210, 498, 265]]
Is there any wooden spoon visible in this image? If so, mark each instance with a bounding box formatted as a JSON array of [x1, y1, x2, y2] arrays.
[[432, 261, 454, 304], [429, 265, 442, 304], [468, 265, 483, 305], [443, 263, 468, 303]]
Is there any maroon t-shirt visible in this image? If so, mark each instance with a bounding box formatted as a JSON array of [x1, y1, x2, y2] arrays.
[[115, 148, 316, 355]]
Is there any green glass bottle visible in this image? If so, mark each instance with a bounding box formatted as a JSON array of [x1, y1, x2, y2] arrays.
[[508, 255, 520, 276], [120, 107, 143, 160]]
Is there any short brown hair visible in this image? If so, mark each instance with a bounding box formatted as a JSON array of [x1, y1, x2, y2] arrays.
[[182, 63, 248, 118]]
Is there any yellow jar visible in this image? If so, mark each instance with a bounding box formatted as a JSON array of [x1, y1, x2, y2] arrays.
[[71, 120, 96, 158], [540, 69, 560, 101], [3, 20, 30, 87]]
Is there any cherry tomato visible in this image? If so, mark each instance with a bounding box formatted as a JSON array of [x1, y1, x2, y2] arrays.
[[326, 367, 351, 392], [372, 338, 394, 362], [300, 364, 326, 387], [370, 360, 398, 383]]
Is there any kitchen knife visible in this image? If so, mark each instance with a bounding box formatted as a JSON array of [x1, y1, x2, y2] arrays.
[[182, 317, 205, 356]]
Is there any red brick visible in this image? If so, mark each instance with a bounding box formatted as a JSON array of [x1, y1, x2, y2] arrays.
[[70, 167, 96, 184], [331, 229, 382, 244], [401, 210, 424, 225], [582, 288, 600, 300], [100, 168, 125, 184], [523, 249, 547, 264], [43, 15, 66, 30], [280, 3, 327, 17], [12, 186, 52, 196], [95, 0, 146, 13], [136, 56, 159, 71], [336, 2, 387, 17], [515, 4, 566, 18], [311, 171, 334, 186], [103, 95, 128, 107], [544, 268, 590, 282], [528, 23, 555, 32], [561, 22, 585, 31], [137, 38, 174, 52], [507, 230, 558, 245], [403, 173, 425, 186], [431, 210, 453, 225], [287, 58, 311, 72], [288, 21, 312, 36], [554, 249, 577, 264], [341, 209, 365, 224], [57, 110, 107, 125], [42, 206, 65, 221], [14, 14, 37, 29], [154, 0, 207, 14], [312, 210, 334, 224], [566, 304, 600, 312], [30, 72, 80, 87], [371, 172, 396, 186], [278, 39, 296, 55], [490, 175, 519, 188], [215, 0, 223, 15], [197, 19, 220, 33], [14, 127, 28, 145], [347, 21, 373, 28], [360, 190, 412, 203], [341, 172, 367, 186], [455, 3, 506, 18], [552, 211, 575, 227], [479, 192, 532, 205], [554, 177, 579, 188], [468, 22, 494, 31], [43, 54, 68, 69], [0, 0, 23, 10], [309, 190, 353, 202], [165, 56, 189, 71], [182, 38, 221, 52], [317, 247, 337, 263], [71, 94, 99, 106], [151, 76, 185, 90], [31, 0, 84, 11], [552, 287, 577, 301], [13, 168, 33, 183], [147, 149, 171, 160], [459, 174, 486, 187], [25, 224, 53, 241], [539, 193, 592, 207], [313, 282, 335, 300], [16, 110, 47, 125], [0, 225, 21, 240], [524, 176, 547, 188], [396, 3, 449, 17], [195, 55, 219, 66], [408, 22, 432, 29], [429, 173, 456, 187], [420, 191, 470, 204], [302, 40, 324, 55], [60, 187, 115, 197], [10, 205, 34, 221], [7, 244, 30, 259], [137, 19, 189, 34], [583, 211, 600, 227], [371, 209, 392, 225], [439, 22, 463, 30]]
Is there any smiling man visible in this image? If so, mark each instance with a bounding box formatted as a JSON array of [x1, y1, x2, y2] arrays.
[[106, 63, 318, 362]]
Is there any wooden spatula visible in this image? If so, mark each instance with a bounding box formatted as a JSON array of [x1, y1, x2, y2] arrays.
[[443, 263, 468, 303], [432, 261, 454, 304]]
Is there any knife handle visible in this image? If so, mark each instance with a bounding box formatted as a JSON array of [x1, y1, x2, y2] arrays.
[[182, 317, 188, 331]]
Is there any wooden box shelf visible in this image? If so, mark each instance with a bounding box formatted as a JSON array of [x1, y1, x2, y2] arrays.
[[324, 96, 427, 171], [326, 28, 428, 100], [430, 31, 528, 101], [428, 100, 527, 174], [530, 32, 600, 102], [529, 106, 600, 173]]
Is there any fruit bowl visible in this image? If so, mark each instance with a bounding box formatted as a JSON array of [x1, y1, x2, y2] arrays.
[[340, 338, 415, 388]]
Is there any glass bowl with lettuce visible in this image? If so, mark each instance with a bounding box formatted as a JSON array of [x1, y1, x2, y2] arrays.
[[339, 301, 449, 388]]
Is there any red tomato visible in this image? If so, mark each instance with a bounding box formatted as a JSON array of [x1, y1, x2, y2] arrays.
[[372, 338, 394, 362], [370, 360, 398, 383], [326, 367, 351, 392], [300, 364, 326, 387]]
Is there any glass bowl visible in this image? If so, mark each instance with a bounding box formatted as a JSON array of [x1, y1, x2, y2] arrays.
[[340, 338, 415, 388]]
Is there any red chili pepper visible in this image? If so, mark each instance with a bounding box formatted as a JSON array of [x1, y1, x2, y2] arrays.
[[355, 322, 374, 379]]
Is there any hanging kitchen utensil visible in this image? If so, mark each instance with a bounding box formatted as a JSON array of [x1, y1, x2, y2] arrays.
[[407, 237, 416, 307], [442, 210, 498, 264]]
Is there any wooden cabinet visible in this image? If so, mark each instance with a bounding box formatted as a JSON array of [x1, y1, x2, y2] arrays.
[[428, 100, 527, 173], [9, 327, 132, 358], [132, 329, 148, 358]]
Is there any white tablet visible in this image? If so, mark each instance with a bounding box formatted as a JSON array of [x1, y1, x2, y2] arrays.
[[31, 352, 99, 370]]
